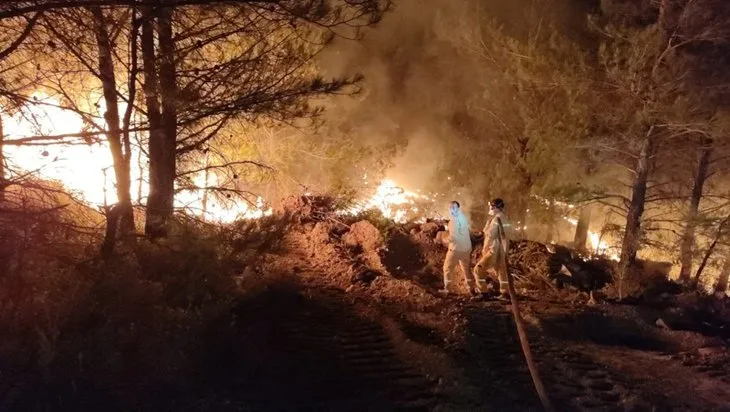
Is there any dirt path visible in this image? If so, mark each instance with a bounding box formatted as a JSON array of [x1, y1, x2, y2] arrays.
[[17, 276, 723, 411], [199, 285, 442, 411], [190, 222, 730, 411], [436, 298, 730, 411], [456, 301, 642, 411], [584, 344, 730, 411]]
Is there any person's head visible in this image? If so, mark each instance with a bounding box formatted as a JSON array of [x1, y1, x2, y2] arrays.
[[488, 198, 504, 215], [449, 200, 461, 217]]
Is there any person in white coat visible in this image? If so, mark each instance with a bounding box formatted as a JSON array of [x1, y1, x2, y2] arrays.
[[440, 201, 480, 296], [474, 198, 512, 299]]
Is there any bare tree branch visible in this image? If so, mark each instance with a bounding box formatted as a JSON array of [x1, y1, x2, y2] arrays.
[[0, 12, 40, 60]]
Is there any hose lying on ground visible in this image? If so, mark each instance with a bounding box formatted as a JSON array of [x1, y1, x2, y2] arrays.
[[497, 218, 555, 412]]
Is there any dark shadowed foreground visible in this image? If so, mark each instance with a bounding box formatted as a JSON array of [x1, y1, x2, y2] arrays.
[[1, 200, 730, 411]]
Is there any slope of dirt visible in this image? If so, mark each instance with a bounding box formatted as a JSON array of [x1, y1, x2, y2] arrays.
[[256, 205, 730, 410], [199, 284, 442, 411], [246, 205, 730, 410]]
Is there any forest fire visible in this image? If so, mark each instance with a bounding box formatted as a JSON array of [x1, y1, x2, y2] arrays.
[[2, 93, 273, 222], [563, 216, 619, 260], [2, 96, 621, 256], [2, 96, 438, 224], [2, 95, 424, 223], [345, 178, 440, 223], [5, 2, 730, 410], [3, 95, 618, 259], [3, 94, 113, 206]]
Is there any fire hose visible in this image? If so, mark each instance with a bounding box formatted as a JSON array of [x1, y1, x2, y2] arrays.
[[496, 217, 555, 412]]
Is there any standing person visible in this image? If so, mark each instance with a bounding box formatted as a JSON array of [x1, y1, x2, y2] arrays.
[[440, 201, 480, 296], [474, 198, 512, 299]]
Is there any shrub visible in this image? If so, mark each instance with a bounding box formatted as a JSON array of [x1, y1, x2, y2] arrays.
[[0, 208, 253, 409]]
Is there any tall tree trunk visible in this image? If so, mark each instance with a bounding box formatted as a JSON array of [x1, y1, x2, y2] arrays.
[[679, 138, 713, 282], [144, 6, 177, 237], [141, 6, 166, 237], [91, 6, 135, 257], [693, 213, 730, 286], [545, 199, 555, 244], [574, 205, 591, 253], [716, 257, 730, 295], [0, 116, 6, 204], [0, 116, 8, 276], [158, 5, 178, 215], [121, 8, 139, 229], [201, 152, 210, 220], [137, 147, 144, 203], [618, 127, 656, 298]]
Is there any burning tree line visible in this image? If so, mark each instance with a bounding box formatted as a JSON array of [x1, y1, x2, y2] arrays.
[[0, 0, 391, 256], [414, 0, 730, 297]]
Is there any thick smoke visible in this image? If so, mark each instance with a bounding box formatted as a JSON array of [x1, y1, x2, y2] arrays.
[[319, 0, 461, 191], [317, 0, 596, 218]]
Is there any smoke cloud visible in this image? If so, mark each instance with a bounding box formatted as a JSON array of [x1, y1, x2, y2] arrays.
[[316, 0, 596, 219]]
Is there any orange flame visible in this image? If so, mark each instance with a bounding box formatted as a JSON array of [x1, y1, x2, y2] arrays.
[[2, 93, 271, 222]]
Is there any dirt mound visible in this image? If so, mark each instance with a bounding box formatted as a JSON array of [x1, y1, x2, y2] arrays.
[[259, 214, 444, 309], [266, 208, 615, 300], [382, 225, 450, 290], [306, 222, 353, 275], [342, 221, 384, 252], [342, 220, 387, 281], [374, 222, 614, 295], [419, 222, 443, 237], [277, 195, 340, 222]]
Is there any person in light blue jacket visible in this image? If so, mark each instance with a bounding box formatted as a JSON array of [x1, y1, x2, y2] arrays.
[[439, 201, 480, 296]]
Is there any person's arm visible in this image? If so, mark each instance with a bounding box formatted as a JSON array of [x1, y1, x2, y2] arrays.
[[463, 216, 474, 240]]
